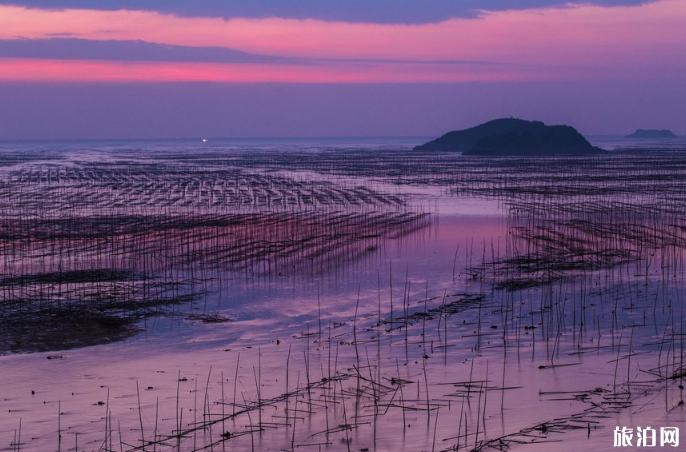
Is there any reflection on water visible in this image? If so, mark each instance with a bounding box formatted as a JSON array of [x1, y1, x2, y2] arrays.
[[1, 140, 685, 452]]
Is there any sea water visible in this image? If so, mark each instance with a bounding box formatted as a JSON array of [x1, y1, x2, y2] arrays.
[[0, 137, 684, 451]]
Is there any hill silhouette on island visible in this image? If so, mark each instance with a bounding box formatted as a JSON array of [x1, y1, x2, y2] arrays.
[[626, 129, 677, 139], [414, 118, 604, 155]]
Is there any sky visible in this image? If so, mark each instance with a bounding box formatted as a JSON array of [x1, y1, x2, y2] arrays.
[[0, 0, 684, 139]]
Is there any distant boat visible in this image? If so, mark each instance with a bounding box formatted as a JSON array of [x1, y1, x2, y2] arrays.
[[202, 138, 208, 142]]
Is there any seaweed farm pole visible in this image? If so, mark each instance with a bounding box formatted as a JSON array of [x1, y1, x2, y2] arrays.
[[422, 346, 430, 424], [221, 371, 225, 438], [177, 407, 183, 452], [389, 261, 394, 333], [153, 397, 159, 452], [176, 371, 181, 444], [291, 373, 301, 451], [454, 384, 467, 452], [194, 375, 198, 450], [241, 393, 255, 452], [339, 378, 352, 452], [452, 245, 459, 283], [680, 302, 684, 403], [57, 400, 61, 452], [253, 359, 263, 432], [327, 319, 333, 383], [354, 288, 361, 370], [233, 353, 241, 418], [395, 358, 406, 432], [613, 330, 624, 393], [482, 361, 489, 436], [318, 285, 323, 340], [203, 365, 214, 449], [136, 381, 146, 450], [285, 345, 291, 425], [431, 407, 440, 452], [363, 345, 379, 446], [467, 359, 475, 407], [422, 280, 428, 357], [404, 275, 410, 362], [353, 288, 362, 415], [377, 273, 382, 391], [106, 388, 112, 452], [473, 360, 488, 450], [439, 290, 448, 363], [305, 328, 312, 406], [501, 344, 507, 414]]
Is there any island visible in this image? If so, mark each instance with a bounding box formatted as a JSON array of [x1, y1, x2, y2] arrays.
[[625, 129, 677, 139], [414, 118, 604, 155]]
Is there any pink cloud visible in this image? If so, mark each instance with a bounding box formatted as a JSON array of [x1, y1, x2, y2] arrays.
[[0, 58, 560, 83], [0, 0, 683, 83]]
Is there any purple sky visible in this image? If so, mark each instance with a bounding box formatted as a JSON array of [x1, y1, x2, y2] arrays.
[[0, 0, 683, 139]]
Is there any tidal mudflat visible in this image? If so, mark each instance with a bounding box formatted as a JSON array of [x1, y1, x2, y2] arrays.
[[1, 138, 685, 451]]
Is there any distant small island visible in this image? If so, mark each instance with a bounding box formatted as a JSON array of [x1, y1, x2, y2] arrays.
[[625, 129, 677, 139], [414, 118, 604, 155]]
